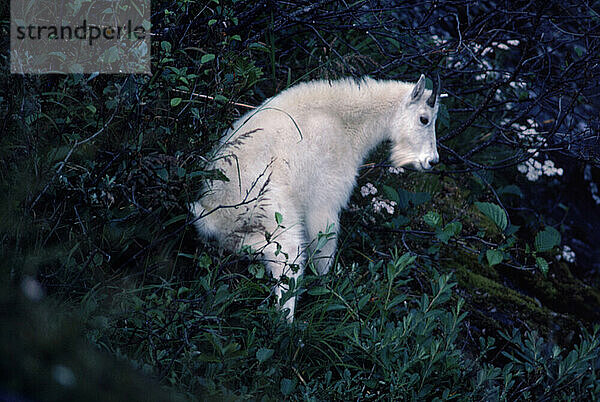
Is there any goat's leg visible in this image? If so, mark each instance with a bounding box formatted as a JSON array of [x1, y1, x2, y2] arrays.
[[243, 225, 306, 322], [305, 209, 339, 275]]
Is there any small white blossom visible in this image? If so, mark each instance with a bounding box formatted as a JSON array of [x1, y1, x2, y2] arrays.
[[52, 365, 76, 387], [519, 157, 563, 181], [541, 159, 563, 176], [509, 80, 526, 90], [513, 120, 563, 182], [21, 276, 44, 301], [583, 166, 600, 204], [431, 35, 447, 46], [556, 245, 576, 263], [389, 166, 404, 174], [584, 164, 593, 181], [360, 182, 377, 197], [506, 39, 520, 46], [372, 198, 396, 215], [492, 41, 509, 50], [526, 169, 541, 181], [590, 183, 600, 205]]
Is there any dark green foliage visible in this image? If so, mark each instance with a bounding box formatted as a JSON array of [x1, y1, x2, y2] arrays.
[[0, 286, 182, 401]]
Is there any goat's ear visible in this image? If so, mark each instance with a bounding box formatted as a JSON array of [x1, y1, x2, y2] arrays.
[[411, 74, 426, 102]]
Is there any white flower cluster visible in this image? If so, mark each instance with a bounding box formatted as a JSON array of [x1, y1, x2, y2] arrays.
[[473, 56, 494, 81], [509, 80, 527, 90], [360, 182, 396, 215], [518, 158, 563, 181], [584, 165, 600, 205], [388, 166, 404, 174], [431, 35, 447, 46], [481, 41, 509, 56], [360, 182, 377, 197], [556, 244, 576, 263], [472, 41, 519, 82], [513, 119, 563, 181], [470, 40, 529, 105], [372, 198, 397, 215], [513, 119, 539, 139]]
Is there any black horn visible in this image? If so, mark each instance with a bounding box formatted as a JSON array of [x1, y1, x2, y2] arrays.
[[426, 74, 441, 107]]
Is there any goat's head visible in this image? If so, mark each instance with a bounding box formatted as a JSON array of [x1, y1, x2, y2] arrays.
[[390, 74, 441, 171]]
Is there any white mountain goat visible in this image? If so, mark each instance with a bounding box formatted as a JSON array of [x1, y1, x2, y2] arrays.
[[190, 74, 441, 321]]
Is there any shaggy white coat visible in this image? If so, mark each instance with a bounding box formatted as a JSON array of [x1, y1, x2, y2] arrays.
[[190, 76, 440, 320]]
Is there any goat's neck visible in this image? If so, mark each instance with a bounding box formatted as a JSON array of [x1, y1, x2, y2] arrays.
[[333, 81, 407, 163]]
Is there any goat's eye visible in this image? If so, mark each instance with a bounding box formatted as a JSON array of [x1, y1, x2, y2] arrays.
[[420, 116, 429, 125]]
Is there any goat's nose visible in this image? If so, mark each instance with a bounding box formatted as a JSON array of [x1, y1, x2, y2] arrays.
[[429, 156, 439, 166]]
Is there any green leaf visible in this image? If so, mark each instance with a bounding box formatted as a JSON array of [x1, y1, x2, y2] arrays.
[[443, 221, 462, 236], [358, 294, 370, 310], [536, 257, 549, 276], [423, 211, 442, 228], [308, 286, 330, 296], [208, 19, 217, 26], [155, 167, 169, 181], [388, 294, 407, 309], [177, 287, 190, 297], [411, 191, 431, 206], [191, 107, 201, 119], [170, 97, 182, 107], [213, 94, 228, 103], [163, 214, 186, 228], [201, 53, 215, 63], [498, 185, 523, 198], [436, 221, 462, 244], [275, 211, 283, 225], [385, 214, 409, 229], [486, 249, 503, 266], [198, 254, 211, 269], [386, 261, 397, 283], [397, 252, 417, 268], [382, 184, 400, 204], [161, 41, 171, 52], [280, 378, 295, 396], [249, 264, 264, 279], [475, 202, 508, 232], [177, 252, 196, 260], [535, 226, 561, 252], [256, 348, 274, 363], [396, 188, 431, 210], [505, 224, 520, 237], [248, 42, 270, 52], [438, 103, 450, 128]]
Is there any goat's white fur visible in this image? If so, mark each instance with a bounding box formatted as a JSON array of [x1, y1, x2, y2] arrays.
[[191, 75, 440, 321]]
